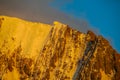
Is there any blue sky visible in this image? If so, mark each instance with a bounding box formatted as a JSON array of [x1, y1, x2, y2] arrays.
[[51, 0, 120, 53]]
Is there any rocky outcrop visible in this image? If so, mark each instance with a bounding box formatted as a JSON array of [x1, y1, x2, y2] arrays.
[[0, 16, 120, 80], [75, 35, 120, 80]]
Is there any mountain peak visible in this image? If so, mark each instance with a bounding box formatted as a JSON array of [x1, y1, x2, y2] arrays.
[[0, 16, 120, 80], [53, 21, 63, 25]]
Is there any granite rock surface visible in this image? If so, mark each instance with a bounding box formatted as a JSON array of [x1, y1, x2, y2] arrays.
[[0, 16, 120, 80]]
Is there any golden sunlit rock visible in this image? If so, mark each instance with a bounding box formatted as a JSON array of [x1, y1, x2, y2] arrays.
[[0, 16, 120, 80]]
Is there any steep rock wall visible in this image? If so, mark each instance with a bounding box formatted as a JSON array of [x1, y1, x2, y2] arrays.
[[0, 16, 120, 80]]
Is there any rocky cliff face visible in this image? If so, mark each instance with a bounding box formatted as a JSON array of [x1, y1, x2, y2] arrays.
[[0, 16, 120, 80]]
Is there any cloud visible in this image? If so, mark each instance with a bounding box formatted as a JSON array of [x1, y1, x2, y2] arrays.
[[0, 0, 91, 32]]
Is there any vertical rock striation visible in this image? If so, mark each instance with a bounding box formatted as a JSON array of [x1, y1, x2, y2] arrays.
[[0, 16, 120, 80]]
